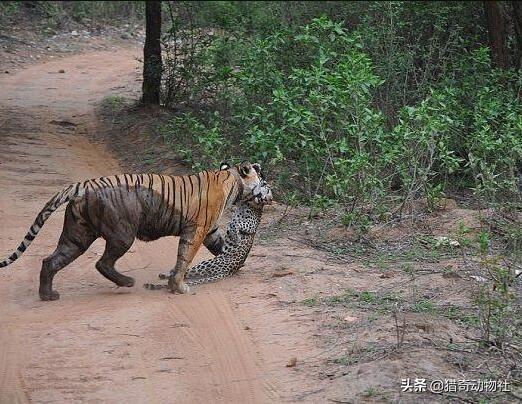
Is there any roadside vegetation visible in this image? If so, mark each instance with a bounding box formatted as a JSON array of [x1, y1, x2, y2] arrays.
[[99, 9, 522, 395], [154, 2, 521, 220]]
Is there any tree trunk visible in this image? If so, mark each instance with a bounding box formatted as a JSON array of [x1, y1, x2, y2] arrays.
[[512, 1, 522, 69], [142, 1, 162, 105], [483, 1, 508, 69]]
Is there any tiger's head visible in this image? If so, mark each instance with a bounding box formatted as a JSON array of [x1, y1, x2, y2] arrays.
[[220, 161, 273, 205]]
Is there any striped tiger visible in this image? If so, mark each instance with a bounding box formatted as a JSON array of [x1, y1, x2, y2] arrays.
[[0, 162, 267, 300]]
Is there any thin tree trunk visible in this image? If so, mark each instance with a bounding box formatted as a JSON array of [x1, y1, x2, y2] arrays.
[[142, 1, 162, 105], [483, 1, 508, 69]]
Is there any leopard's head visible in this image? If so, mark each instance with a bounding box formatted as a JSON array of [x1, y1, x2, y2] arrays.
[[220, 161, 273, 205]]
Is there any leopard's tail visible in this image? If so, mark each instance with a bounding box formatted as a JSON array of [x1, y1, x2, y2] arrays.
[[0, 183, 84, 268]]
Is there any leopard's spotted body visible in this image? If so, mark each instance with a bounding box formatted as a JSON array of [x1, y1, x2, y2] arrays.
[[185, 201, 262, 284]]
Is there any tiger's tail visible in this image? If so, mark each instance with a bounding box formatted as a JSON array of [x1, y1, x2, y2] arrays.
[[0, 183, 83, 268]]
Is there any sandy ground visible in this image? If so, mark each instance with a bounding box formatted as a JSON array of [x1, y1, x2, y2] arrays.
[[0, 47, 318, 403]]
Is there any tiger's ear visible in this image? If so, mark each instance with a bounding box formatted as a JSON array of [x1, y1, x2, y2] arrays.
[[239, 161, 252, 177], [220, 162, 231, 170]]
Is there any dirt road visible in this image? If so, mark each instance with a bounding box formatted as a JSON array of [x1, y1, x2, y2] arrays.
[[0, 48, 298, 403]]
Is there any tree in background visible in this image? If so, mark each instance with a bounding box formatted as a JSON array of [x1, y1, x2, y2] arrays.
[[142, 1, 162, 105], [483, 1, 508, 69]]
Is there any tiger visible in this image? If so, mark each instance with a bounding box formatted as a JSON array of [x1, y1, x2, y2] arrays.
[[0, 162, 267, 300]]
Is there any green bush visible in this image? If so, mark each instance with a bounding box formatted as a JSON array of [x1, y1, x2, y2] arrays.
[[159, 112, 230, 171], [159, 11, 521, 217], [236, 18, 387, 207], [391, 48, 521, 206]]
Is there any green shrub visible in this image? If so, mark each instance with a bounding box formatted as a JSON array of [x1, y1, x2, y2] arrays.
[[159, 112, 230, 170], [390, 48, 521, 206], [159, 11, 521, 217]]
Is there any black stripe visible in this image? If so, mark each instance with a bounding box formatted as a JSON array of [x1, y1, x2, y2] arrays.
[[62, 184, 73, 197], [233, 177, 243, 205], [179, 177, 184, 232], [9, 253, 17, 261], [181, 176, 189, 227], [147, 174, 153, 191], [186, 175, 195, 222], [52, 198, 62, 209], [193, 173, 202, 223], [83, 188, 93, 227], [165, 177, 176, 233], [91, 178, 103, 192], [105, 177, 114, 187], [123, 174, 130, 192], [164, 178, 172, 231], [26, 233, 35, 241], [49, 191, 62, 209], [18, 243, 26, 253], [134, 174, 141, 192], [188, 175, 194, 201], [224, 183, 234, 207], [99, 177, 110, 188], [165, 177, 172, 208], [74, 182, 81, 196], [158, 174, 166, 214], [106, 182, 117, 207], [130, 174, 137, 190], [203, 172, 211, 228]]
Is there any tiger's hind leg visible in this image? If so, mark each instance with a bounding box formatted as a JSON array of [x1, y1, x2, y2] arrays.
[[95, 238, 135, 288], [40, 244, 92, 301], [39, 204, 97, 301]]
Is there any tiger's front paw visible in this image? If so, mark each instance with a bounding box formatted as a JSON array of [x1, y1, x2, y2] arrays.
[[176, 281, 190, 294], [167, 276, 190, 294]]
